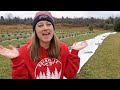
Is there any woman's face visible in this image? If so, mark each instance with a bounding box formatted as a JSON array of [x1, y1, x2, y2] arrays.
[[35, 21, 54, 43]]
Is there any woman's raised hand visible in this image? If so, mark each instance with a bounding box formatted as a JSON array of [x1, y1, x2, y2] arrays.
[[71, 41, 88, 50], [0, 45, 20, 59]]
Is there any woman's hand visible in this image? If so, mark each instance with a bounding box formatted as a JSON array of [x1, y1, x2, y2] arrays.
[[0, 45, 20, 59], [71, 41, 88, 50]]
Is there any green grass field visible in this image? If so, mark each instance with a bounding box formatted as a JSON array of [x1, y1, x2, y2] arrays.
[[75, 32, 120, 79], [0, 25, 119, 79]]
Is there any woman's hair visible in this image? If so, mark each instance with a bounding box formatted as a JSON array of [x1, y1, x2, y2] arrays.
[[28, 31, 60, 61]]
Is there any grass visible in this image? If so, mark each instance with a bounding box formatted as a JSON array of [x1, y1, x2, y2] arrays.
[[0, 25, 119, 79], [0, 56, 11, 79], [75, 32, 120, 79]]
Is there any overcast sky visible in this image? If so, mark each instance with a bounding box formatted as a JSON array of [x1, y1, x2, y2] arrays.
[[0, 11, 120, 19]]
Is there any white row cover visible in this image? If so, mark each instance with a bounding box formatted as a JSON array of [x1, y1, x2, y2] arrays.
[[77, 32, 117, 73], [64, 32, 117, 79]]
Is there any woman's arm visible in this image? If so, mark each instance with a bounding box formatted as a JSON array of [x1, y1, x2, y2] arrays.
[[11, 56, 30, 79], [64, 49, 80, 79], [64, 41, 88, 79], [0, 45, 30, 79]]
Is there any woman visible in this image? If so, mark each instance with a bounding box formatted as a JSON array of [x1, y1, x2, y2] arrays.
[[0, 11, 88, 79]]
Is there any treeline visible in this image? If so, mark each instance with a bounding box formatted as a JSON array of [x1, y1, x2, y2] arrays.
[[0, 16, 32, 25], [55, 16, 115, 30], [0, 15, 120, 30]]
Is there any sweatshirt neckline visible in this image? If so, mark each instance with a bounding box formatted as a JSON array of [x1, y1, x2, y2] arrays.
[[40, 46, 49, 50]]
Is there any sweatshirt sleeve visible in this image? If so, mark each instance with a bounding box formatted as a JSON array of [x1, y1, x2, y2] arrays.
[[64, 48, 80, 79], [11, 46, 30, 79]]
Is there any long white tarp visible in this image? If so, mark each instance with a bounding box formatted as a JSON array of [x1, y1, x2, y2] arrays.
[[77, 32, 117, 73], [64, 32, 117, 79]]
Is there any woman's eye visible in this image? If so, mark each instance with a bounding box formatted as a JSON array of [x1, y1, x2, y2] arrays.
[[38, 25, 43, 27], [47, 23, 52, 26]]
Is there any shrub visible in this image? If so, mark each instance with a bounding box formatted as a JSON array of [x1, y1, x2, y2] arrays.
[[113, 18, 120, 32], [88, 25, 93, 31], [2, 35, 5, 37]]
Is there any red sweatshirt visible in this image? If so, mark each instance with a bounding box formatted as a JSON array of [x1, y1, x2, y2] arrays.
[[11, 42, 80, 79]]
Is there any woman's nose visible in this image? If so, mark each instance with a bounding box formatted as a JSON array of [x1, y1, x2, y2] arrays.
[[43, 25, 48, 30]]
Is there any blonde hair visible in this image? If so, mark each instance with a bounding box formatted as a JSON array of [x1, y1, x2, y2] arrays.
[[28, 31, 60, 61]]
